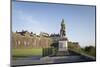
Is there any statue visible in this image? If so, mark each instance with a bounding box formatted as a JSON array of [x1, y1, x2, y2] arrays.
[[60, 19, 66, 37]]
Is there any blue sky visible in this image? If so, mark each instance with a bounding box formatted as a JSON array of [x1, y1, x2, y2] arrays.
[[12, 1, 96, 47]]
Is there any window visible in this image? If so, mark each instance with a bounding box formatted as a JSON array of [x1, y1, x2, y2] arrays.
[[18, 40, 20, 45], [24, 41, 27, 46], [27, 42, 30, 46]]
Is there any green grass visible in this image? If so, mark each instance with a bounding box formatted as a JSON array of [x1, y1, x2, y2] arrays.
[[12, 48, 42, 57]]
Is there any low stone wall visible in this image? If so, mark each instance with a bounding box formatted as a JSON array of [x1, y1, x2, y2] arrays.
[[68, 49, 96, 61]]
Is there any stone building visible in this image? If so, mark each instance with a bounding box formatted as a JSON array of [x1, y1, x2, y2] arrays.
[[12, 31, 53, 48]]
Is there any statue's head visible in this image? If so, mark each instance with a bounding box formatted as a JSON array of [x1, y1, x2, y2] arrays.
[[61, 19, 64, 25]]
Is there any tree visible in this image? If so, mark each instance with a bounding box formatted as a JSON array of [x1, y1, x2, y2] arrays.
[[83, 46, 96, 57]]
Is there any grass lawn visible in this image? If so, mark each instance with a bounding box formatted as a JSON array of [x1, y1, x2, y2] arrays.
[[12, 48, 42, 57]]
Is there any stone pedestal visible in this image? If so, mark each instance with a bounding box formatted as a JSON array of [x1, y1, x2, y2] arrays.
[[58, 37, 68, 51]]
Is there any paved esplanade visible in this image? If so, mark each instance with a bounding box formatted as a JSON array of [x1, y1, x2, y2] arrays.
[[12, 50, 95, 66]]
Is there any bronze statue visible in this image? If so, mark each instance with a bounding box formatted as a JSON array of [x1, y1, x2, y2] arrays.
[[60, 19, 66, 37]]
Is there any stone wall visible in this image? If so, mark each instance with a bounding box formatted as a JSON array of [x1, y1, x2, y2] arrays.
[[12, 33, 53, 48], [11, 32, 81, 50]]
